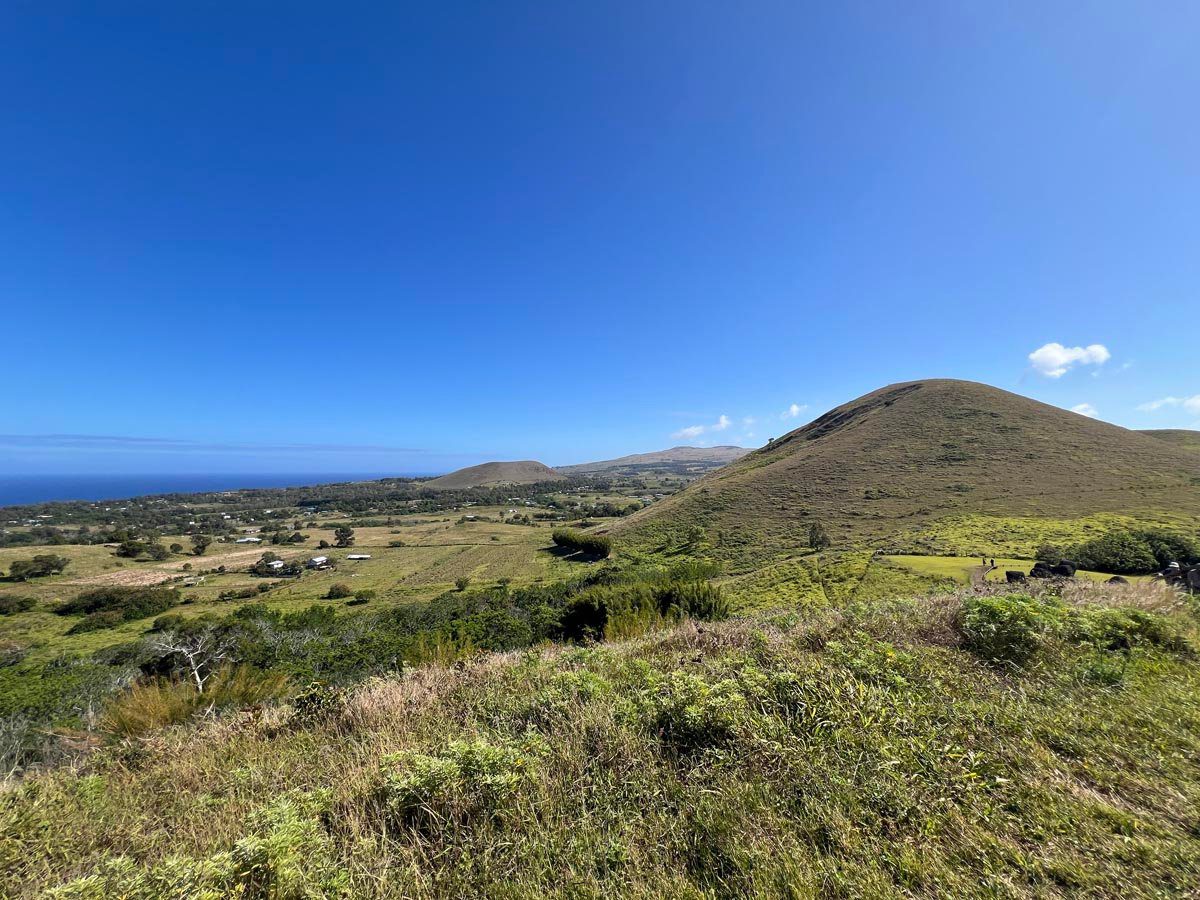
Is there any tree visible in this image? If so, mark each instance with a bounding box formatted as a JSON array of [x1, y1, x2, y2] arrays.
[[148, 625, 232, 693], [7, 554, 69, 581], [169, 543, 184, 554], [333, 526, 355, 548], [326, 582, 353, 599], [808, 522, 831, 551], [190, 534, 212, 556]]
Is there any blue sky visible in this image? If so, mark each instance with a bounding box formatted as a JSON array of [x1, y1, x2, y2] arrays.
[[3, 2, 1198, 476]]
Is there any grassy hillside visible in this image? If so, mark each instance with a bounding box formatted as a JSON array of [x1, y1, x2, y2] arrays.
[[1142, 429, 1200, 453], [425, 461, 566, 490], [559, 446, 750, 474], [5, 580, 1198, 898], [616, 380, 1200, 570]]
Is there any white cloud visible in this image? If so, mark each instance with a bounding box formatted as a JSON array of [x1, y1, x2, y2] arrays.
[[1070, 403, 1099, 419], [1028, 342, 1111, 378], [742, 416, 756, 427], [672, 414, 732, 441], [780, 403, 807, 420], [1138, 395, 1200, 415]]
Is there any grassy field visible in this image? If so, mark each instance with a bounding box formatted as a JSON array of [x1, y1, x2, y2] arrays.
[[885, 555, 1150, 585], [0, 510, 589, 662], [4, 581, 1198, 897]]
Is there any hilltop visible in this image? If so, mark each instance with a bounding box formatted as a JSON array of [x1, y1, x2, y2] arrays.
[[559, 445, 749, 474], [616, 379, 1200, 568], [424, 460, 566, 490], [1142, 429, 1200, 453]]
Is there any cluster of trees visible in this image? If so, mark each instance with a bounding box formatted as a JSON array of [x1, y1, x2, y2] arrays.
[[5, 554, 70, 581], [551, 528, 613, 558], [56, 586, 179, 634], [115, 539, 171, 561], [1040, 527, 1200, 575]]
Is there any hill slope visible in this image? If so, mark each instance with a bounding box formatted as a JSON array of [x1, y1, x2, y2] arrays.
[[1142, 429, 1200, 453], [559, 445, 749, 474], [425, 460, 566, 490], [616, 379, 1200, 567], [10, 586, 1200, 897]]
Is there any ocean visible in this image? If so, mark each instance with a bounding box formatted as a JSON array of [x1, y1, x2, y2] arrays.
[[0, 473, 426, 507]]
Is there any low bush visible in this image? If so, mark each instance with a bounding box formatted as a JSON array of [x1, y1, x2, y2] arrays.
[[552, 528, 613, 559], [369, 736, 545, 834], [0, 595, 36, 616], [958, 593, 1065, 667], [325, 583, 353, 600], [636, 672, 749, 753]]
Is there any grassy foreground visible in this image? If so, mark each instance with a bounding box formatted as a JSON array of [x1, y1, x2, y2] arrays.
[[3, 581, 1199, 898]]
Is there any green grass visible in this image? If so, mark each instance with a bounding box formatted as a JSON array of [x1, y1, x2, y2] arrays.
[[4, 583, 1199, 897], [0, 513, 590, 663], [885, 554, 1150, 585]]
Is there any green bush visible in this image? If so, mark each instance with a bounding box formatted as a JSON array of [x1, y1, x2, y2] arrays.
[[958, 594, 1065, 667], [57, 586, 178, 631], [371, 736, 544, 833], [1067, 532, 1159, 574], [325, 583, 353, 600], [637, 672, 749, 753], [552, 528, 613, 559], [6, 554, 69, 581], [0, 595, 36, 616]]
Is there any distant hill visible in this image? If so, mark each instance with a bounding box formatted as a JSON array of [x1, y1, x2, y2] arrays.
[[615, 379, 1200, 568], [1141, 429, 1200, 453], [559, 445, 749, 474], [425, 460, 566, 490]]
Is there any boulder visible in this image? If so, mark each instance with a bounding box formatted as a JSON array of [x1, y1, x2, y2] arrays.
[[1107, 575, 1128, 585], [1187, 567, 1200, 591], [1052, 561, 1077, 578], [1029, 561, 1055, 579], [1005, 571, 1026, 584]]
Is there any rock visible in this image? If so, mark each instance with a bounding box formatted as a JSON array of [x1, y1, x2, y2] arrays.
[[1107, 575, 1128, 585], [1052, 561, 1077, 578], [1029, 561, 1055, 579], [1187, 568, 1200, 591], [1006, 571, 1026, 584]]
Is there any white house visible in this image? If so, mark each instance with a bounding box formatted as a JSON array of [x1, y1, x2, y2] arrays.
[[346, 553, 372, 560], [267, 559, 286, 570], [307, 556, 329, 568], [235, 537, 263, 544]]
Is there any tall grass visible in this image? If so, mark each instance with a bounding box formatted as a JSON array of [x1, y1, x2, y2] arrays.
[[101, 666, 289, 737]]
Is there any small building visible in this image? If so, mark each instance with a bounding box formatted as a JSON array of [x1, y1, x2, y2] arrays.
[[267, 559, 286, 570], [307, 556, 329, 568], [346, 553, 372, 560], [235, 537, 263, 544]]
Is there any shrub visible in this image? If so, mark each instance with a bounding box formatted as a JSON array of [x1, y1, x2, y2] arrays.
[[0, 596, 36, 616], [325, 583, 353, 600], [552, 528, 612, 559], [958, 593, 1065, 667], [1067, 531, 1159, 575], [7, 554, 69, 581], [637, 672, 749, 753], [370, 736, 544, 834], [455, 576, 471, 592], [57, 587, 178, 630]]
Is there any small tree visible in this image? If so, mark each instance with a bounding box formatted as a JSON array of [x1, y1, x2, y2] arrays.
[[326, 582, 353, 600], [455, 576, 471, 592], [808, 522, 831, 551], [190, 534, 212, 557], [148, 625, 232, 694], [333, 526, 355, 548]]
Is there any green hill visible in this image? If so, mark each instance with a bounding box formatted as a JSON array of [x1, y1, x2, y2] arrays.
[[615, 379, 1200, 569], [558, 445, 750, 474], [425, 460, 566, 490], [1141, 429, 1200, 453]]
